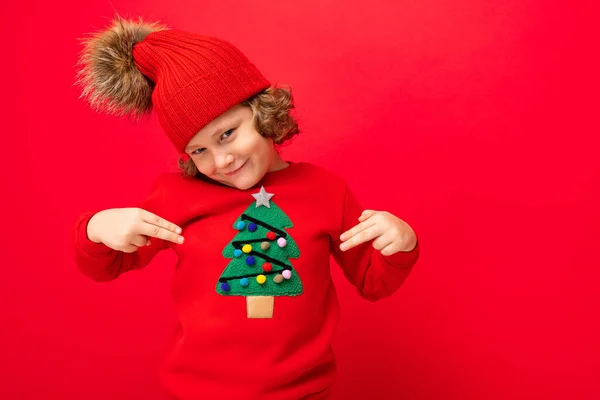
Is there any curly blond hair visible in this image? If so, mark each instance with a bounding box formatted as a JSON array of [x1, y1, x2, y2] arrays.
[[177, 86, 299, 177]]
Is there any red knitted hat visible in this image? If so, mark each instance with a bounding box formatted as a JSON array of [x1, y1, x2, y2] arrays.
[[75, 16, 270, 153]]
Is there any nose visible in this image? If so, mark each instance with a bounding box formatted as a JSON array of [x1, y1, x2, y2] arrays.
[[214, 151, 234, 171]]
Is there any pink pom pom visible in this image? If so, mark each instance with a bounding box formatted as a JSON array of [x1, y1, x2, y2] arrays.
[[282, 270, 292, 280]]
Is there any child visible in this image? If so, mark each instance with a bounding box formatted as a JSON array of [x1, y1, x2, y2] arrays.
[[72, 15, 420, 400]]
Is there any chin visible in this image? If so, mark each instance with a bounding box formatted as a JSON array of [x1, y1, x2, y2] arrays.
[[231, 162, 265, 190], [233, 176, 260, 190], [214, 161, 266, 190], [234, 183, 254, 190], [216, 172, 255, 190]]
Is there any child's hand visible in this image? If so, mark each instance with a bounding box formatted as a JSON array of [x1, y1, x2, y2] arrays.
[[87, 208, 185, 253], [339, 210, 417, 256]]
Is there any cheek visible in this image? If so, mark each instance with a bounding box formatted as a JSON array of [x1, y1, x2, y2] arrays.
[[237, 134, 259, 153], [253, 135, 273, 155], [247, 142, 270, 167], [193, 159, 214, 176], [229, 131, 272, 168]]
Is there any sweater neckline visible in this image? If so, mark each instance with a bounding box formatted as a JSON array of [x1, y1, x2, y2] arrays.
[[254, 160, 297, 188]]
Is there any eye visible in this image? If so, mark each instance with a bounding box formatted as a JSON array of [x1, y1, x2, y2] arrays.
[[220, 129, 235, 140], [190, 129, 234, 156]]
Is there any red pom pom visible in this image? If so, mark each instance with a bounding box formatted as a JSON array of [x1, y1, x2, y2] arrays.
[[266, 232, 276, 241], [262, 262, 272, 272]]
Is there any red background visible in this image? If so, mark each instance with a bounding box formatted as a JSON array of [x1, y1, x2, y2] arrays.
[[4, 0, 599, 398]]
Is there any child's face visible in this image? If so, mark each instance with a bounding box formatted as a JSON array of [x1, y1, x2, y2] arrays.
[[185, 105, 284, 190]]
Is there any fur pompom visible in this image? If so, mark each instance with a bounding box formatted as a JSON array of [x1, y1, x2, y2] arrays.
[[75, 14, 168, 120]]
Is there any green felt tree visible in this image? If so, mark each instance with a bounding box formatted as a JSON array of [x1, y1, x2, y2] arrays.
[[216, 186, 302, 318]]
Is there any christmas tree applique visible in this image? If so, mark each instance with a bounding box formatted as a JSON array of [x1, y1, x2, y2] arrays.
[[216, 186, 302, 318]]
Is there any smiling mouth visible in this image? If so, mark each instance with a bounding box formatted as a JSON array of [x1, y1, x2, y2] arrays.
[[224, 161, 247, 176]]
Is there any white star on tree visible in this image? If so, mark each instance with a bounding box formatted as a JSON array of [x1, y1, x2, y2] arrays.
[[252, 186, 274, 208]]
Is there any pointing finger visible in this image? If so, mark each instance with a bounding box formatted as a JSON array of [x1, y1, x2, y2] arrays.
[[141, 209, 183, 235], [138, 222, 184, 245], [340, 224, 380, 252], [340, 219, 375, 242], [358, 209, 378, 223]]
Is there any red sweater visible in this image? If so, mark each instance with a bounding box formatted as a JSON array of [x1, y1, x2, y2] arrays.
[[72, 162, 420, 400]]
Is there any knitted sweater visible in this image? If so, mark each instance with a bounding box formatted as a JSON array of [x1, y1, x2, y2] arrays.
[[72, 162, 420, 400]]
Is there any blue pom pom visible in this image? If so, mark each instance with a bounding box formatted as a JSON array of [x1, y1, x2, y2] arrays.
[[220, 282, 230, 292], [248, 223, 258, 232], [234, 249, 242, 257], [246, 256, 256, 265], [236, 221, 246, 230], [240, 278, 249, 287]]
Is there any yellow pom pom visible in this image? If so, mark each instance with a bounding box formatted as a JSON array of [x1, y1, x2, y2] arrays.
[[256, 275, 267, 284], [242, 244, 252, 253]]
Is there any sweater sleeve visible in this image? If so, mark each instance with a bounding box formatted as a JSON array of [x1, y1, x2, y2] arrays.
[[330, 185, 420, 302], [71, 177, 170, 282]]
